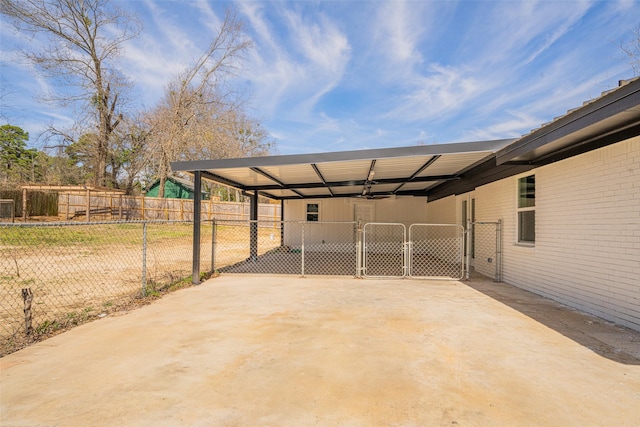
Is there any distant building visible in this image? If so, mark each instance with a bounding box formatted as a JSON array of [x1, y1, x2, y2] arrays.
[[144, 176, 209, 200]]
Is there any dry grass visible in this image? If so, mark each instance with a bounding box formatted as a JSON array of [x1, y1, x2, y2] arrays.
[[0, 222, 280, 356]]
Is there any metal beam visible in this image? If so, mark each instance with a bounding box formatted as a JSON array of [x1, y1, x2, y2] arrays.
[[200, 170, 247, 190], [239, 175, 458, 191], [392, 155, 440, 193], [250, 167, 305, 198], [311, 163, 334, 196]]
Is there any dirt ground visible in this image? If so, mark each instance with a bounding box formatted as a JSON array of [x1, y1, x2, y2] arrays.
[[1, 274, 639, 426], [0, 223, 279, 343]]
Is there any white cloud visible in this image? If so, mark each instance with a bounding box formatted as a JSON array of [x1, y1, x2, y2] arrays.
[[464, 111, 542, 141], [3, 0, 636, 154], [239, 2, 279, 53], [372, 0, 428, 70], [194, 1, 223, 34], [240, 6, 351, 120], [385, 64, 482, 122]]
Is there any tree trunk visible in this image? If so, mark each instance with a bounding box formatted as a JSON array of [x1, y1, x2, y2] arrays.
[[159, 176, 166, 199]]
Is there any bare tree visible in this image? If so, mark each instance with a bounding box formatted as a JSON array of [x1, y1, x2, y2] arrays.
[[621, 25, 640, 76], [113, 115, 149, 194], [0, 0, 140, 187], [145, 8, 253, 198]]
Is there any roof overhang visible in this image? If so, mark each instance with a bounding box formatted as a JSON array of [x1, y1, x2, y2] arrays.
[[425, 77, 640, 202], [496, 77, 640, 166], [171, 139, 514, 200]]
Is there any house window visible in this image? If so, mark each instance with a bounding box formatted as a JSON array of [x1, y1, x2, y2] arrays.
[[306, 203, 319, 222], [517, 175, 535, 244]]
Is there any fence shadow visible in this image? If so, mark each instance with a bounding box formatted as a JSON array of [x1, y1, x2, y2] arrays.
[[463, 272, 640, 365]]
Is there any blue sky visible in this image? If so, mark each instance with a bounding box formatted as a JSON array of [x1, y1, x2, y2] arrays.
[[1, 0, 639, 154]]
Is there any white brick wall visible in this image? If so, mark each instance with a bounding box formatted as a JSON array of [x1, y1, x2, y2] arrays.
[[475, 137, 640, 331]]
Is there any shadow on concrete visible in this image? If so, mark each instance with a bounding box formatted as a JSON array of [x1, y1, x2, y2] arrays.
[[464, 272, 640, 365]]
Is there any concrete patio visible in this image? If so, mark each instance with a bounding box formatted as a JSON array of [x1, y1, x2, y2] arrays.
[[1, 274, 639, 426]]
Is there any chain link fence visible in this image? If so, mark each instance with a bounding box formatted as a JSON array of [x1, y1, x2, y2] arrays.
[[214, 221, 466, 280], [2, 218, 501, 354], [0, 220, 208, 355], [215, 220, 357, 276], [467, 221, 502, 281]]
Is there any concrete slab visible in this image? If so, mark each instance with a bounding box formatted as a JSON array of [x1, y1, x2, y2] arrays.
[[1, 275, 639, 426]]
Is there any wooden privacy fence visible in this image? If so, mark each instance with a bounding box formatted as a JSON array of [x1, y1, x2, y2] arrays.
[[0, 189, 58, 218], [58, 193, 281, 222]]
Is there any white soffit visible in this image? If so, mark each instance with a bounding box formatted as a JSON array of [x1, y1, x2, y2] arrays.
[[262, 189, 300, 198], [260, 164, 320, 184], [372, 156, 434, 179], [214, 167, 275, 186], [418, 152, 489, 176], [315, 160, 373, 181]]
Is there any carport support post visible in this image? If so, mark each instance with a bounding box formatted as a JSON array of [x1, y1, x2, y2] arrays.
[[192, 171, 202, 284], [280, 199, 284, 247], [465, 218, 471, 280], [250, 191, 258, 261]]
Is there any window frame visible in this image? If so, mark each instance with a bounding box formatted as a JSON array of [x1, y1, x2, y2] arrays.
[[516, 174, 535, 245], [306, 202, 320, 222]]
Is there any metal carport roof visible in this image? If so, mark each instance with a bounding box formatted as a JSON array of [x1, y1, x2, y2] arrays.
[[171, 139, 514, 200]]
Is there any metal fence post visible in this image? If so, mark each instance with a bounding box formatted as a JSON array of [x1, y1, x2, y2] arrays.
[[465, 219, 471, 280], [211, 219, 217, 273], [142, 221, 147, 296], [356, 220, 362, 277], [301, 222, 305, 277], [496, 219, 503, 282], [404, 239, 411, 278]]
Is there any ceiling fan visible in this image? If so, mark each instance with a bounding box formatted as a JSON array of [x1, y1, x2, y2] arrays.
[[360, 193, 392, 200], [358, 174, 392, 199]]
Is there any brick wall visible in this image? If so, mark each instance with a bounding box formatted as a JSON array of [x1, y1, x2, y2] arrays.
[[475, 137, 640, 331]]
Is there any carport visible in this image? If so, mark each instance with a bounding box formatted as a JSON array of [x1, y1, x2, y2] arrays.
[[171, 139, 514, 282]]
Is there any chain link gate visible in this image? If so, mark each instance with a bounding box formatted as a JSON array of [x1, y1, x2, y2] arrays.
[[409, 224, 465, 280], [361, 223, 464, 280], [466, 220, 502, 281], [362, 223, 407, 278]]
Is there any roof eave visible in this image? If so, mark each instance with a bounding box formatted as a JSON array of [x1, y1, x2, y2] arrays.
[[171, 139, 513, 172], [495, 78, 640, 165]]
